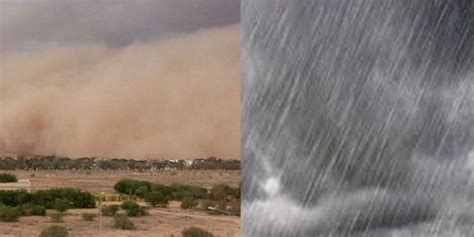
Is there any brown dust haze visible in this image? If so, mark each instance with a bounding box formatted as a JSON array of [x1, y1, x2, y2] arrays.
[[0, 25, 240, 160]]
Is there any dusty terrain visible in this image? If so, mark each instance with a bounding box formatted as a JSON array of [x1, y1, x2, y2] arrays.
[[0, 170, 241, 237], [7, 170, 240, 193]]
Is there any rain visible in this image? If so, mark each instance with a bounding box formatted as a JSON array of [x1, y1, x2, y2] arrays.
[[241, 0, 473, 236]]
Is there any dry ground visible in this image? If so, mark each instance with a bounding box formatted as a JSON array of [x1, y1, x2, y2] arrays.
[[0, 170, 241, 237], [7, 170, 240, 193]]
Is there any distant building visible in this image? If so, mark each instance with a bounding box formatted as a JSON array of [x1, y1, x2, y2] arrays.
[[0, 179, 31, 192]]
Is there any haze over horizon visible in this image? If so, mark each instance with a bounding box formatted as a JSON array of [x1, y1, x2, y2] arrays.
[[0, 0, 240, 160]]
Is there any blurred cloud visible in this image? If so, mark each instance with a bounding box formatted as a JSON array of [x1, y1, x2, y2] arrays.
[[0, 0, 240, 52], [0, 25, 240, 159], [0, 1, 240, 159]]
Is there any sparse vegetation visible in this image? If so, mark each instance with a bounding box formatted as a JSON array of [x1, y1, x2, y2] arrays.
[[0, 188, 95, 209], [0, 189, 32, 206], [181, 197, 199, 209], [228, 202, 241, 216], [201, 201, 214, 211], [135, 185, 150, 197], [81, 213, 97, 221], [113, 179, 210, 201], [210, 184, 237, 201], [101, 204, 119, 216], [181, 226, 213, 237], [0, 170, 240, 236], [144, 191, 168, 207], [231, 186, 240, 199], [0, 204, 21, 222], [121, 200, 146, 217], [53, 199, 70, 213], [0, 156, 239, 171], [106, 194, 118, 202], [113, 214, 135, 230], [171, 183, 208, 200], [39, 225, 69, 237], [21, 203, 46, 216], [50, 212, 64, 223], [114, 179, 152, 197], [111, 179, 240, 215], [0, 173, 17, 183]]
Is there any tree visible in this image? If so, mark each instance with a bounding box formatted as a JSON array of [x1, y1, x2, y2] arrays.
[[135, 186, 150, 197], [0, 173, 17, 183], [53, 199, 70, 213], [114, 179, 151, 197], [121, 201, 143, 217], [144, 191, 168, 207]]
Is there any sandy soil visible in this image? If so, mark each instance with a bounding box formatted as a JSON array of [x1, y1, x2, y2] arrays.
[[7, 170, 240, 193], [0, 170, 241, 236], [0, 202, 240, 237]]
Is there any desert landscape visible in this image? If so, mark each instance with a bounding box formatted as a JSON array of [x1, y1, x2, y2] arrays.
[[7, 170, 240, 193], [0, 167, 240, 237], [0, 206, 240, 237], [0, 1, 240, 236]]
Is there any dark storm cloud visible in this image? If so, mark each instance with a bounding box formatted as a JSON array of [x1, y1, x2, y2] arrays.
[[0, 0, 240, 52], [242, 0, 473, 236]]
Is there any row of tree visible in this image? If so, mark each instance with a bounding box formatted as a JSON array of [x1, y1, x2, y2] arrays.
[[0, 187, 96, 209], [113, 178, 240, 215], [0, 156, 240, 171]]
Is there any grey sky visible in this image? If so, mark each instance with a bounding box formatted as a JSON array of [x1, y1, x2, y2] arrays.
[[0, 0, 240, 53]]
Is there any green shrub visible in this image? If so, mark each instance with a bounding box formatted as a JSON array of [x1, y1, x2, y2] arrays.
[[39, 225, 69, 237], [231, 187, 240, 199], [0, 173, 17, 183], [0, 189, 33, 206], [50, 212, 64, 223], [171, 184, 208, 200], [53, 199, 70, 213], [151, 184, 174, 199], [135, 186, 150, 197], [113, 214, 135, 230], [210, 184, 233, 201], [181, 227, 213, 237], [119, 195, 129, 201], [113, 179, 210, 201], [114, 179, 151, 196], [101, 204, 119, 216], [21, 203, 46, 216], [31, 205, 47, 216], [121, 201, 144, 217], [0, 204, 21, 222], [0, 188, 95, 209], [32, 188, 95, 209], [144, 191, 168, 207], [81, 213, 97, 221], [180, 197, 198, 209]]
